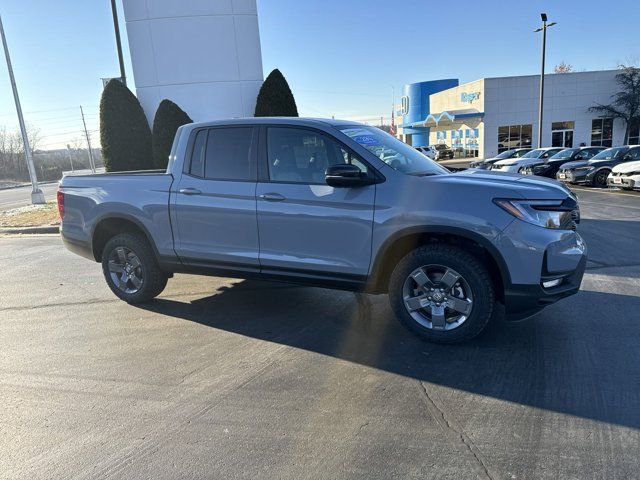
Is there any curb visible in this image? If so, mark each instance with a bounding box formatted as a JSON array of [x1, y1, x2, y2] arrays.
[[0, 225, 59, 235]]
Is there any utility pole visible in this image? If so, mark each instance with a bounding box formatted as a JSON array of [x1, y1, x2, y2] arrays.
[[534, 13, 557, 148], [0, 14, 45, 204], [110, 0, 127, 86], [66, 144, 75, 172], [80, 106, 96, 172]]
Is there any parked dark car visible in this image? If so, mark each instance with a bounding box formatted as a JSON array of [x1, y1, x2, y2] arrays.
[[469, 148, 531, 170], [521, 146, 605, 178], [557, 146, 634, 187], [434, 143, 454, 160]]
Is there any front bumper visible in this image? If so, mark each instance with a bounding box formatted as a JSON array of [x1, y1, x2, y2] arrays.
[[557, 170, 590, 184], [495, 223, 587, 319], [607, 176, 636, 189]]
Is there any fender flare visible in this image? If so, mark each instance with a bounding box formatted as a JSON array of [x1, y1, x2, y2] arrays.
[[367, 225, 512, 293]]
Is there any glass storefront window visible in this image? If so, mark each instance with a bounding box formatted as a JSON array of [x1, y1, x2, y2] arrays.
[[497, 124, 533, 153], [629, 119, 640, 145], [591, 118, 613, 147], [552, 121, 575, 130]]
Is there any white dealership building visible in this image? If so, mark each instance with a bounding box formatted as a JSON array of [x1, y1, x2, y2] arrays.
[[122, 0, 264, 123], [399, 70, 638, 159]]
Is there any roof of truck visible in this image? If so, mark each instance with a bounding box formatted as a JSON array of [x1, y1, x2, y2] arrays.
[[185, 117, 364, 129]]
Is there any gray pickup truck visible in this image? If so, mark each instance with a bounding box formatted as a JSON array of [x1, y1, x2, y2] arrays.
[[59, 118, 586, 343]]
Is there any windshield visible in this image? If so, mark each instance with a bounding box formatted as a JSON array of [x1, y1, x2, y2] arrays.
[[521, 149, 545, 158], [550, 148, 577, 160], [591, 147, 626, 160], [339, 126, 449, 175], [495, 149, 518, 159]]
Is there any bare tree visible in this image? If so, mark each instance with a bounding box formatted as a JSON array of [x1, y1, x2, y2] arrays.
[[589, 65, 640, 144], [554, 61, 573, 73]]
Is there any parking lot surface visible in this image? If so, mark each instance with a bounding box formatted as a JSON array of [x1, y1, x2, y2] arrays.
[[1, 187, 639, 479]]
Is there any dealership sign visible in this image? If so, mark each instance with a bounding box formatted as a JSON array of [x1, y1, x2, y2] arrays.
[[461, 92, 481, 104]]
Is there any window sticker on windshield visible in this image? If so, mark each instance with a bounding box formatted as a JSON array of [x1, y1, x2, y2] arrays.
[[353, 135, 381, 146]]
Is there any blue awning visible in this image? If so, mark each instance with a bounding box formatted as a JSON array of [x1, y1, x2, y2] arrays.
[[400, 109, 484, 129]]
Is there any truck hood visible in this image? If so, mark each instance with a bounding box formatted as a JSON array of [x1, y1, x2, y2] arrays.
[[612, 160, 640, 173], [431, 169, 572, 200]]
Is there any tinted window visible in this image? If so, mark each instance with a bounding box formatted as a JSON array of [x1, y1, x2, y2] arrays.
[[624, 147, 640, 161], [189, 130, 207, 177], [592, 147, 626, 160], [550, 148, 577, 159], [267, 127, 369, 184], [204, 128, 254, 181]]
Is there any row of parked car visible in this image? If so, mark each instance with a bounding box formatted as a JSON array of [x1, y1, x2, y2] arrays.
[[469, 145, 640, 190]]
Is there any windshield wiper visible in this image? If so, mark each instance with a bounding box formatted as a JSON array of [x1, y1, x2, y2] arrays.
[[407, 172, 439, 177]]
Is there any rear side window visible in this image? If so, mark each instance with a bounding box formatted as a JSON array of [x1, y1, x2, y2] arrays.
[[189, 130, 207, 177], [204, 128, 254, 181]]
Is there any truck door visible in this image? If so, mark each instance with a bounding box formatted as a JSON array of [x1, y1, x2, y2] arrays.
[[256, 126, 376, 282], [172, 126, 259, 270]]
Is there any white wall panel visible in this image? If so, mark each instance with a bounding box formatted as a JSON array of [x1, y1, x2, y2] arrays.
[[123, 0, 263, 123]]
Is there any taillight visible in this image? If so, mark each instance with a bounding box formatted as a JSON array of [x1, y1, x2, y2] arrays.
[[57, 189, 65, 219]]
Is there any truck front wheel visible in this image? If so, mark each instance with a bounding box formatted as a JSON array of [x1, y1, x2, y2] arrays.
[[101, 233, 168, 303], [389, 245, 494, 344]]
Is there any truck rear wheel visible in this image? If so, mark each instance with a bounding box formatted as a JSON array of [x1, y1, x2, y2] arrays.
[[101, 233, 168, 303], [389, 244, 494, 344]]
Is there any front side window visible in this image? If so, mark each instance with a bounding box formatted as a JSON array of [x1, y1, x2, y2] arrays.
[[339, 125, 448, 176], [267, 127, 368, 184], [591, 118, 613, 147]]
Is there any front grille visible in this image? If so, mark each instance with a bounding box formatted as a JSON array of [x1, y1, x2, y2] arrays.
[[568, 209, 580, 230], [611, 171, 622, 177]]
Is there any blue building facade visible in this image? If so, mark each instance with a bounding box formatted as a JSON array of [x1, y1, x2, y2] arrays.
[[400, 79, 459, 146]]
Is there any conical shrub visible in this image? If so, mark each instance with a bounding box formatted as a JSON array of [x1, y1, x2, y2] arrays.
[[100, 79, 153, 172], [254, 69, 298, 117], [152, 99, 192, 169]]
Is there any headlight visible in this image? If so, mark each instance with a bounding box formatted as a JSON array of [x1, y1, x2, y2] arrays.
[[493, 198, 577, 229], [533, 164, 550, 173], [574, 166, 593, 172]]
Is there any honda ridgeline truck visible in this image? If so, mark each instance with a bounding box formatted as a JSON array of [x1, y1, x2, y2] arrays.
[[59, 118, 587, 343]]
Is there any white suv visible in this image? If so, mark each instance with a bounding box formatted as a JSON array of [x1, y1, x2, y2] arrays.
[[415, 146, 437, 160]]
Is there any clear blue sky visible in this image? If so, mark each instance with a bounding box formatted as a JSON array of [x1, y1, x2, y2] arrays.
[[0, 0, 638, 149]]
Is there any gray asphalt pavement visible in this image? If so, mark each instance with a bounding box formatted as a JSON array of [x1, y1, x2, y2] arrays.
[[0, 182, 59, 210], [1, 188, 639, 479]]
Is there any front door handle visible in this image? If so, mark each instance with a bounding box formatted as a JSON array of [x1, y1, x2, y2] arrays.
[[259, 193, 286, 202], [179, 187, 202, 196]]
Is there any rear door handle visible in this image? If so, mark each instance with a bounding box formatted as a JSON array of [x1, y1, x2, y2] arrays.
[[179, 187, 202, 196], [259, 193, 286, 202]]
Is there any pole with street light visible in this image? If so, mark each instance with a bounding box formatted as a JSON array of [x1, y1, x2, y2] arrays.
[[110, 0, 127, 86], [0, 14, 45, 204], [534, 13, 557, 149]]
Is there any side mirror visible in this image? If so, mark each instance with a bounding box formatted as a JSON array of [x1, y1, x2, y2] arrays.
[[325, 164, 371, 187]]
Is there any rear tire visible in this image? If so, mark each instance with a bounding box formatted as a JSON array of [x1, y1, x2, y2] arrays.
[[389, 244, 494, 344], [101, 233, 168, 303]]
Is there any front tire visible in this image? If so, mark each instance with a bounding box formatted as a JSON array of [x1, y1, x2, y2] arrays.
[[592, 169, 610, 188], [389, 245, 495, 344], [101, 233, 168, 303]]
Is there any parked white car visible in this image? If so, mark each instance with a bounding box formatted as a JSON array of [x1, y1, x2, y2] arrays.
[[607, 160, 640, 190], [415, 145, 437, 160], [491, 147, 564, 173]]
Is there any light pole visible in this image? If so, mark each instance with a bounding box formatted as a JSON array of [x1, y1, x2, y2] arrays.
[[534, 13, 556, 149], [0, 14, 45, 204], [110, 0, 127, 86]]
